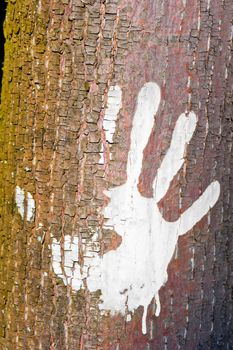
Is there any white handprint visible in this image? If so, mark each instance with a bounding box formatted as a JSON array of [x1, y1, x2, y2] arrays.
[[51, 82, 220, 334]]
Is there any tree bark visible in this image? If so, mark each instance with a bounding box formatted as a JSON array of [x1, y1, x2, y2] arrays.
[[0, 0, 232, 349]]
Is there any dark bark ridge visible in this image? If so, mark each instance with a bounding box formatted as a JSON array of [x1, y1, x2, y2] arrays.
[[0, 0, 6, 96]]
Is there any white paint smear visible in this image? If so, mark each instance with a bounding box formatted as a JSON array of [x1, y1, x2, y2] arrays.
[[27, 192, 35, 222], [99, 85, 122, 164], [103, 85, 122, 144], [15, 186, 25, 219], [52, 235, 83, 290], [98, 144, 104, 165], [51, 82, 220, 335]]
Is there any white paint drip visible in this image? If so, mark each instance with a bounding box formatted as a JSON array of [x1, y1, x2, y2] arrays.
[[15, 186, 35, 222], [51, 82, 220, 335]]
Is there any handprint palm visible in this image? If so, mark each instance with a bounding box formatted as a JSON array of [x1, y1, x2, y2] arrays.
[[52, 82, 220, 334]]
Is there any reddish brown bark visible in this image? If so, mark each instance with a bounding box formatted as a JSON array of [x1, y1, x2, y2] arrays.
[[0, 0, 232, 349]]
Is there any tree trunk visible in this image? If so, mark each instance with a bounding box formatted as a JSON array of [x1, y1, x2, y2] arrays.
[[0, 0, 232, 349]]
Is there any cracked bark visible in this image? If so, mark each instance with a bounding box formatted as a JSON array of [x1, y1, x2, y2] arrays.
[[0, 0, 232, 349]]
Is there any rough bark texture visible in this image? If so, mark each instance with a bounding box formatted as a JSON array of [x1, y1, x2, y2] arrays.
[[0, 0, 232, 349], [0, 3, 6, 94]]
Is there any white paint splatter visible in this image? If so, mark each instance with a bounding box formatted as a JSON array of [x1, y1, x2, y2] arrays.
[[15, 186, 25, 219], [51, 82, 220, 335], [15, 186, 36, 222], [126, 314, 132, 322]]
